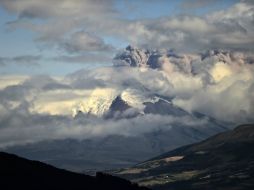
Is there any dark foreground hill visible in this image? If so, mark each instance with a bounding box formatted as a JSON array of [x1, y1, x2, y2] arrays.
[[0, 152, 149, 190], [114, 124, 254, 190]]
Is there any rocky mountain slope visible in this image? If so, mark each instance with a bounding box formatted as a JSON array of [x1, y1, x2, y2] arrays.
[[114, 124, 254, 190]]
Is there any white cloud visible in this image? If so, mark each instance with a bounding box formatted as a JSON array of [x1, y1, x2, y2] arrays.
[[0, 75, 29, 90], [0, 49, 254, 147], [1, 49, 254, 122], [0, 0, 254, 148], [0, 0, 116, 19], [1, 0, 254, 52], [0, 110, 207, 148]]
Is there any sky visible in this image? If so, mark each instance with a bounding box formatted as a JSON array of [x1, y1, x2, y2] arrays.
[[0, 0, 243, 76], [0, 0, 254, 147]]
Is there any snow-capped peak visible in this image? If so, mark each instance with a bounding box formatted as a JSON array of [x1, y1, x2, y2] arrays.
[[73, 88, 118, 116], [120, 88, 147, 111]]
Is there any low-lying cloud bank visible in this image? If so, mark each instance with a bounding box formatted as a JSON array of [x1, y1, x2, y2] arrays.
[[0, 111, 207, 148]]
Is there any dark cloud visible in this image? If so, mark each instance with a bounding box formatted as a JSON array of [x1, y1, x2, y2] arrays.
[[53, 54, 113, 64], [180, 0, 220, 9], [60, 31, 114, 53], [0, 55, 41, 66], [0, 58, 5, 66], [242, 0, 254, 5]]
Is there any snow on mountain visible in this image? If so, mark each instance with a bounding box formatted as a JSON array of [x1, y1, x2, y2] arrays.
[[2, 45, 253, 173], [120, 89, 147, 111], [73, 88, 148, 117], [71, 46, 254, 120], [72, 85, 176, 118], [73, 88, 118, 116], [71, 46, 195, 117]]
